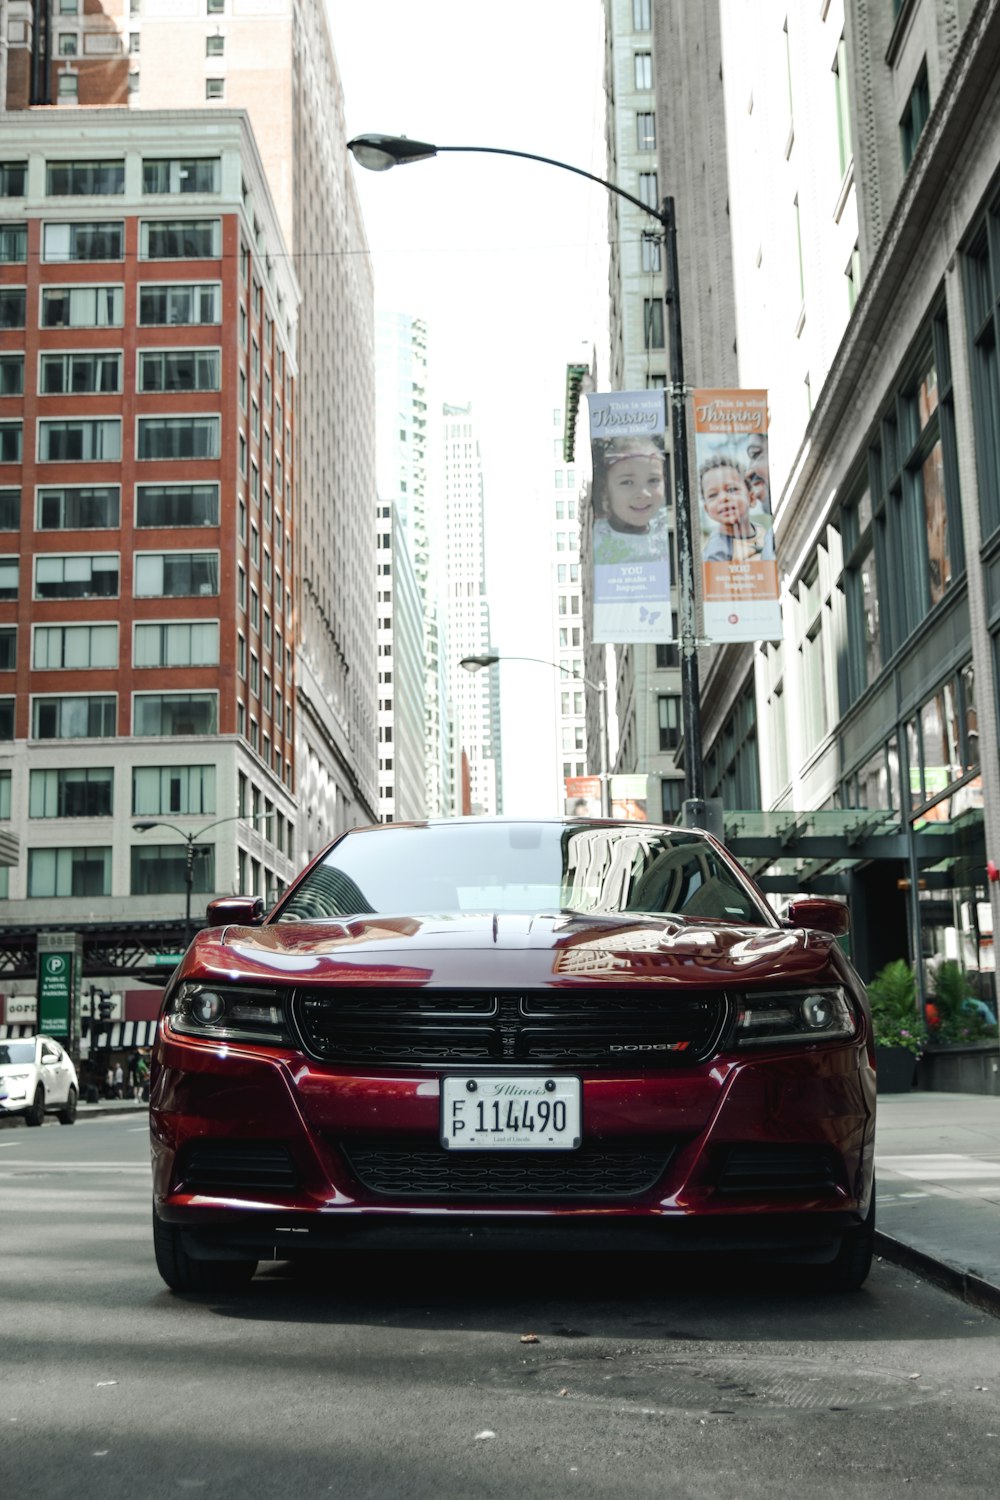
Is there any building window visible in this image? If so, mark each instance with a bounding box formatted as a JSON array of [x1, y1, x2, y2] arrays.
[[132, 763, 215, 816], [134, 551, 219, 597], [832, 35, 852, 179], [40, 351, 122, 395], [634, 52, 652, 90], [41, 285, 123, 327], [131, 841, 214, 896], [138, 348, 221, 392], [28, 846, 112, 897], [32, 694, 116, 739], [206, 33, 224, 55], [0, 557, 19, 600], [134, 620, 219, 667], [58, 32, 78, 54], [0, 224, 27, 262], [0, 490, 19, 529], [632, 0, 650, 29], [132, 692, 218, 736], [138, 282, 221, 325], [34, 553, 119, 599], [137, 415, 220, 460], [57, 73, 79, 104], [46, 160, 124, 195], [846, 242, 862, 311], [0, 626, 15, 671], [901, 61, 930, 169], [29, 766, 114, 818], [140, 219, 221, 258], [643, 298, 664, 349], [37, 486, 120, 529], [657, 694, 681, 751], [135, 482, 219, 528], [0, 162, 27, 197], [205, 78, 225, 100], [0, 288, 26, 328], [42, 221, 124, 261], [637, 171, 658, 210], [0, 422, 22, 463], [636, 112, 656, 151], [142, 157, 221, 194], [964, 215, 1000, 539], [38, 418, 122, 461], [0, 698, 12, 739], [33, 623, 118, 670]]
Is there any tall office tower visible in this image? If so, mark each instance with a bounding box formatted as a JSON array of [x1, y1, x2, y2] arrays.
[[599, 0, 704, 824], [374, 501, 425, 823], [640, 0, 1000, 988], [0, 111, 298, 922], [441, 403, 501, 817], [3, 0, 380, 857], [548, 401, 589, 806], [374, 311, 451, 819]]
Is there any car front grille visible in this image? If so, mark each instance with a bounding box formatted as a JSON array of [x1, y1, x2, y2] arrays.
[[340, 1138, 674, 1199], [179, 1140, 299, 1192], [292, 988, 730, 1068]]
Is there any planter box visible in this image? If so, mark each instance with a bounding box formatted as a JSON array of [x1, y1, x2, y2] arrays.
[[916, 1042, 1000, 1096], [875, 1044, 918, 1093]]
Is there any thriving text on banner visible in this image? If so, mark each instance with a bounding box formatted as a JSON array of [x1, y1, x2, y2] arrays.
[[587, 391, 672, 644], [693, 389, 781, 643]]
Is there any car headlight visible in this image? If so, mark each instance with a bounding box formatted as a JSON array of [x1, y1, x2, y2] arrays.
[[734, 987, 857, 1047], [167, 983, 292, 1045]]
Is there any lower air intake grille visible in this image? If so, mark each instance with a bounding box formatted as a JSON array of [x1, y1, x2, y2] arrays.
[[180, 1140, 298, 1191], [293, 988, 729, 1068], [340, 1139, 673, 1199], [716, 1145, 841, 1195]]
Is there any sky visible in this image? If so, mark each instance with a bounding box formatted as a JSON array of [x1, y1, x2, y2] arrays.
[[327, 1, 610, 812]]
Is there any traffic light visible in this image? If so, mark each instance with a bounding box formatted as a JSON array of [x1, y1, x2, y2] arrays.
[[89, 985, 114, 1023], [99, 996, 114, 1022]]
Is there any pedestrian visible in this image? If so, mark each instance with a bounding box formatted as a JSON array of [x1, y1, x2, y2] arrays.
[[112, 1061, 124, 1099], [105, 1066, 114, 1100], [135, 1053, 150, 1102]]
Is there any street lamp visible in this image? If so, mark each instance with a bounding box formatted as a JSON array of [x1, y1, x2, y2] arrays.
[[348, 133, 704, 805], [132, 812, 273, 943], [460, 652, 611, 817]]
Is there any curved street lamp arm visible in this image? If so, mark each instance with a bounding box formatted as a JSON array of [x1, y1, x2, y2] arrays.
[[476, 652, 606, 694], [434, 146, 668, 229]]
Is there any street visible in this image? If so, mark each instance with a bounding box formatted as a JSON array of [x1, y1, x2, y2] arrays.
[[2, 1116, 999, 1498]]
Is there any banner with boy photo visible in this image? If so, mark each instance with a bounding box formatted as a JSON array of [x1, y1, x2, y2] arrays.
[[694, 388, 781, 643], [587, 390, 671, 644]]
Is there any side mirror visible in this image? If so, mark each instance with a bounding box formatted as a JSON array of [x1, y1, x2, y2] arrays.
[[784, 898, 850, 937], [206, 896, 266, 928]]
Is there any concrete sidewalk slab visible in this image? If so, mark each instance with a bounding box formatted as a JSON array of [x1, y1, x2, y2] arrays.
[[876, 1091, 1000, 1313]]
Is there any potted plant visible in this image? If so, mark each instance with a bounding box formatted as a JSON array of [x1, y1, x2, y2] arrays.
[[866, 959, 925, 1093]]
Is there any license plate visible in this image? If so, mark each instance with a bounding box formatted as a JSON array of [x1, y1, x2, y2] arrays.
[[441, 1075, 581, 1150]]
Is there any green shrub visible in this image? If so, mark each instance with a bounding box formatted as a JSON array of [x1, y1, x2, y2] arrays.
[[866, 959, 925, 1054]]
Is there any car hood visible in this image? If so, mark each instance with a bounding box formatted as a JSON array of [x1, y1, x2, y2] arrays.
[[180, 912, 848, 990]]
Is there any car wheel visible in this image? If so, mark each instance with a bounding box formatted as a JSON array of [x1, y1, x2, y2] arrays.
[[58, 1087, 78, 1125], [812, 1182, 876, 1293], [152, 1207, 258, 1294], [25, 1086, 45, 1127]]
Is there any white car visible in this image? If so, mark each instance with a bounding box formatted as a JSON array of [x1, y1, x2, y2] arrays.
[[0, 1036, 79, 1125]]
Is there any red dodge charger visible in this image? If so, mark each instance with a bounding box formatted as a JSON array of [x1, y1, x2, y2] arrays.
[[149, 818, 876, 1293]]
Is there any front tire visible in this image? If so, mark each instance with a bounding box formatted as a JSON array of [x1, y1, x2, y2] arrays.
[[25, 1086, 45, 1126], [152, 1207, 258, 1294], [811, 1182, 876, 1292], [58, 1087, 78, 1125]]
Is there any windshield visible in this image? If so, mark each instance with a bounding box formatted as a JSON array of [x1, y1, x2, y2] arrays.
[[0, 1042, 35, 1065], [276, 822, 771, 925]]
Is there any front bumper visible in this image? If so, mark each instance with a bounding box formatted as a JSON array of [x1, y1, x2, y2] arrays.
[[151, 1029, 876, 1252]]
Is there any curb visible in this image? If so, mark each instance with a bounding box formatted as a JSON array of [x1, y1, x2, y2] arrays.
[[875, 1230, 1000, 1318]]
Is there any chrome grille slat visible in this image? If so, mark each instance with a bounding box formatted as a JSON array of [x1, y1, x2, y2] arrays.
[[292, 988, 729, 1067]]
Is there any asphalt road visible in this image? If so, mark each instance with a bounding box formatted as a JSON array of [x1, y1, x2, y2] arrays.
[[2, 1115, 1000, 1500]]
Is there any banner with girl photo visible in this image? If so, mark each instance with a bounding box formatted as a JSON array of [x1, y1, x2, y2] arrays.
[[694, 388, 781, 643], [587, 390, 671, 644]]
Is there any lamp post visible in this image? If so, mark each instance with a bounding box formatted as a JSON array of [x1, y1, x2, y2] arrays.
[[460, 652, 611, 817], [132, 812, 273, 944], [348, 133, 704, 806]]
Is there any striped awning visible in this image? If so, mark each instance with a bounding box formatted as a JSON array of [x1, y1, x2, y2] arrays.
[[0, 1021, 159, 1047]]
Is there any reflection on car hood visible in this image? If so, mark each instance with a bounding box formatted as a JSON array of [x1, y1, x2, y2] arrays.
[[181, 912, 845, 989]]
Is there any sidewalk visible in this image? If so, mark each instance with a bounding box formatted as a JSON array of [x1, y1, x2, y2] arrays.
[[77, 1091, 1000, 1313], [876, 1090, 1000, 1313]]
